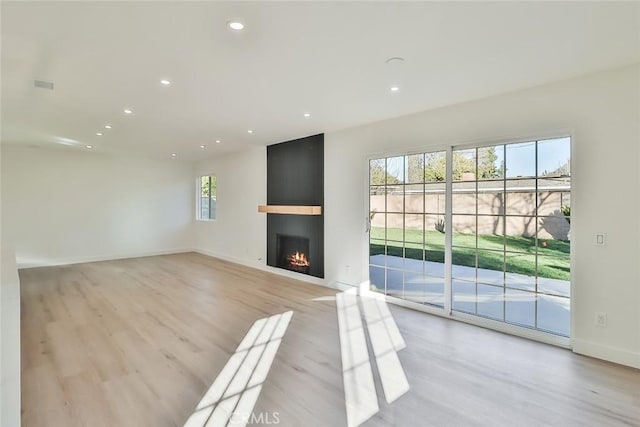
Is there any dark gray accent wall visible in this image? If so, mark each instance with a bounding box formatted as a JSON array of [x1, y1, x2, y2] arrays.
[[266, 134, 324, 278]]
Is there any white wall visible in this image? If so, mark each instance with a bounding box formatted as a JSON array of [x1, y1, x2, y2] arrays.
[[2, 147, 194, 267], [325, 64, 640, 368], [192, 64, 640, 368], [0, 245, 20, 427], [194, 147, 267, 265]]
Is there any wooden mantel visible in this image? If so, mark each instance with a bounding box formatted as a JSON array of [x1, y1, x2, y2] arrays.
[[258, 205, 322, 215]]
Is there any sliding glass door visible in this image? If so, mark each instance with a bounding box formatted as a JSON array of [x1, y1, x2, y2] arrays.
[[369, 137, 571, 337]]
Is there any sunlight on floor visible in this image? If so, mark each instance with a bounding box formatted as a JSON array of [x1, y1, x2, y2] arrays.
[[184, 311, 293, 427]]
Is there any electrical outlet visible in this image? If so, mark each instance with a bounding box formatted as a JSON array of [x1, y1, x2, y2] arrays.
[[345, 265, 351, 275], [595, 233, 606, 245], [595, 312, 607, 327]]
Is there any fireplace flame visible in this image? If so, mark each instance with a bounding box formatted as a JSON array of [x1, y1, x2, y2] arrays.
[[288, 251, 310, 267]]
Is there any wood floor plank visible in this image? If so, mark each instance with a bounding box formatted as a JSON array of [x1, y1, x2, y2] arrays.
[[20, 252, 640, 427]]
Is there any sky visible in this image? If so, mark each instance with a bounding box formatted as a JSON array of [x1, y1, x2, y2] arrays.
[[377, 137, 571, 182]]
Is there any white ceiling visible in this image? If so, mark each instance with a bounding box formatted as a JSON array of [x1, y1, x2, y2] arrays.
[[2, 1, 639, 161]]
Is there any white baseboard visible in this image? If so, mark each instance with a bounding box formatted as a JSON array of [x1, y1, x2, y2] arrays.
[[193, 248, 329, 288], [572, 339, 640, 370], [16, 248, 194, 269]]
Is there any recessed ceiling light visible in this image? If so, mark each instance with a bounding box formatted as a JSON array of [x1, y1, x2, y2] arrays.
[[171, 153, 177, 157], [228, 21, 244, 31], [96, 132, 103, 136], [85, 145, 93, 149], [390, 86, 400, 92], [104, 124, 112, 129], [215, 140, 221, 144], [160, 79, 171, 86], [123, 108, 133, 114], [303, 113, 311, 118], [199, 145, 206, 149], [247, 129, 253, 134]]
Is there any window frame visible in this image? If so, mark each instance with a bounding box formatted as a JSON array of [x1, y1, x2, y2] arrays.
[[197, 174, 217, 221]]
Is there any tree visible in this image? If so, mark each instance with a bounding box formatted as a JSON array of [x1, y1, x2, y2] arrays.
[[201, 175, 216, 197], [406, 154, 424, 183], [542, 160, 570, 177], [478, 146, 502, 179], [370, 159, 401, 185], [423, 148, 503, 181], [424, 152, 476, 181]]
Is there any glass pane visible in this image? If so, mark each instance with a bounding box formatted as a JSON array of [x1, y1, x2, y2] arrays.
[[537, 294, 570, 336], [424, 275, 445, 307], [426, 249, 445, 274], [538, 137, 570, 178], [385, 214, 404, 242], [452, 215, 475, 248], [200, 199, 208, 220], [425, 182, 446, 213], [537, 255, 570, 294], [404, 271, 426, 304], [452, 279, 476, 314], [424, 217, 445, 276], [478, 145, 504, 180], [386, 186, 404, 213], [424, 152, 446, 183], [403, 244, 424, 273], [386, 269, 403, 298], [504, 253, 537, 283], [505, 215, 537, 240], [369, 266, 385, 293], [477, 180, 504, 215], [209, 197, 216, 220], [477, 284, 504, 320], [369, 221, 385, 240], [200, 176, 209, 197], [370, 185, 387, 210], [405, 184, 424, 213], [425, 214, 446, 245], [452, 248, 476, 281], [477, 250, 504, 285], [386, 156, 405, 184], [452, 148, 476, 182], [505, 179, 537, 216], [405, 154, 424, 184], [538, 213, 570, 242], [370, 158, 386, 185], [385, 246, 404, 268], [537, 187, 569, 217], [210, 175, 217, 197], [452, 181, 476, 214], [404, 214, 424, 243], [506, 141, 536, 178], [477, 216, 504, 250], [369, 239, 386, 266], [505, 289, 536, 328], [505, 271, 536, 293]]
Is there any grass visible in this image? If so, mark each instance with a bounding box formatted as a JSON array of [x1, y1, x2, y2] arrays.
[[370, 227, 570, 280]]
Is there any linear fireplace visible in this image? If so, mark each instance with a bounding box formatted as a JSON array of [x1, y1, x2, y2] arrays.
[[277, 234, 310, 274]]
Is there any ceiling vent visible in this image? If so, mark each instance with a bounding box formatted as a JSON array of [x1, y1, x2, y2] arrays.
[[34, 80, 54, 90]]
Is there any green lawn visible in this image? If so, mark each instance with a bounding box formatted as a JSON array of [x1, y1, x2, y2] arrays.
[[370, 227, 570, 280]]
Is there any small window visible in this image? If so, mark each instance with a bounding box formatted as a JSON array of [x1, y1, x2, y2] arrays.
[[198, 175, 216, 220]]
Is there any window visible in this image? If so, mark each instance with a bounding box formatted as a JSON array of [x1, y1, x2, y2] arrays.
[[369, 137, 571, 337], [198, 175, 216, 220]]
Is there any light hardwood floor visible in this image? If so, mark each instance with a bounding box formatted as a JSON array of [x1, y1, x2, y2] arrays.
[[20, 253, 640, 426]]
